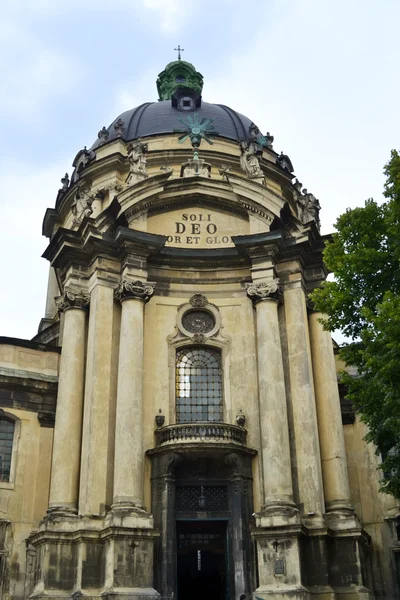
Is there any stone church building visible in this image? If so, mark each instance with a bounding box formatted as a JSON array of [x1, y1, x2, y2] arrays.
[[0, 58, 399, 600]]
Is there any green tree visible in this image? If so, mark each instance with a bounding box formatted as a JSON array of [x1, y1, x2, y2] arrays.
[[311, 150, 400, 497]]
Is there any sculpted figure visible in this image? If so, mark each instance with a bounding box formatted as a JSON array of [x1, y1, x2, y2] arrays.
[[60, 173, 69, 192], [71, 189, 93, 225], [126, 141, 148, 184], [298, 188, 321, 229], [239, 141, 263, 178]]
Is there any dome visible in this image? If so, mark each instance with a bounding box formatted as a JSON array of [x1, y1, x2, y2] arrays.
[[92, 100, 259, 150]]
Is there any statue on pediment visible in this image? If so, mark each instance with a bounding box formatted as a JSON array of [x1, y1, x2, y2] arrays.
[[126, 141, 148, 185], [297, 187, 321, 229], [71, 187, 94, 225], [239, 140, 263, 178]]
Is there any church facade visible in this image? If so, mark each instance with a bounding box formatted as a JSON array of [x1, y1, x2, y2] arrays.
[[0, 59, 399, 600]]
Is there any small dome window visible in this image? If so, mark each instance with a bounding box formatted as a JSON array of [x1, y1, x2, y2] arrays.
[[176, 75, 186, 83], [178, 96, 195, 111]]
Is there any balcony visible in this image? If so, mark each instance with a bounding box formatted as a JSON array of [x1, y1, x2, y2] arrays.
[[155, 422, 247, 448]]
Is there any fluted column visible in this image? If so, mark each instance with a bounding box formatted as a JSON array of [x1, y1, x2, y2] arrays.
[[48, 289, 89, 515], [247, 281, 295, 511], [309, 311, 352, 513], [284, 283, 325, 519], [112, 279, 154, 512]]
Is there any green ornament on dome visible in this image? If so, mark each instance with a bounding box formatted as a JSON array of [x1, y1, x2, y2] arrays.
[[156, 50, 204, 101]]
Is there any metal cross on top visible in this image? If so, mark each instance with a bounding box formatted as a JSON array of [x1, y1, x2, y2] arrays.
[[174, 45, 184, 60]]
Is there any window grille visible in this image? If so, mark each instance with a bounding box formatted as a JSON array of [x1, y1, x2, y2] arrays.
[[176, 486, 228, 512], [0, 418, 15, 482], [176, 347, 223, 423]]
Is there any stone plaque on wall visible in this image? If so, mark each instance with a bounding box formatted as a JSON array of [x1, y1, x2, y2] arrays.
[[146, 208, 249, 248]]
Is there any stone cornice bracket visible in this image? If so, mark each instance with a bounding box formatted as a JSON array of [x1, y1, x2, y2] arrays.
[[114, 279, 155, 303], [246, 280, 282, 304], [56, 288, 90, 312]]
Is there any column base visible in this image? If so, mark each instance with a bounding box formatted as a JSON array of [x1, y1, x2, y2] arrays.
[[28, 518, 159, 600], [100, 588, 160, 600], [255, 502, 300, 528], [333, 587, 374, 600], [307, 586, 336, 599], [253, 585, 311, 599], [46, 504, 78, 518]]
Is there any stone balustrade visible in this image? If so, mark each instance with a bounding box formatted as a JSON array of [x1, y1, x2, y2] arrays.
[[155, 422, 247, 447]]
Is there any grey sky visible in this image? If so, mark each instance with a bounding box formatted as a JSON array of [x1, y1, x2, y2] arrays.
[[1, 0, 399, 340]]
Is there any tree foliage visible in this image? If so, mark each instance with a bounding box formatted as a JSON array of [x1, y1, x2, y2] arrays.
[[311, 150, 400, 497]]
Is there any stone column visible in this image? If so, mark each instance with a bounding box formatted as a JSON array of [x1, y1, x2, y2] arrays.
[[79, 281, 116, 516], [284, 283, 325, 520], [48, 289, 89, 515], [247, 281, 295, 511], [308, 311, 352, 513], [112, 279, 154, 511]]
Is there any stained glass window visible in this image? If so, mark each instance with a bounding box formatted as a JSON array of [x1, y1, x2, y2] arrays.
[[0, 418, 15, 482], [176, 347, 223, 423]]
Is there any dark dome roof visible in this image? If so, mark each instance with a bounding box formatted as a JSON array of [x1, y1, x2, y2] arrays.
[[92, 101, 257, 149]]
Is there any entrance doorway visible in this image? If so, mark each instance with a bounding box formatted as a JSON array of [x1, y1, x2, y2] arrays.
[[176, 520, 227, 600]]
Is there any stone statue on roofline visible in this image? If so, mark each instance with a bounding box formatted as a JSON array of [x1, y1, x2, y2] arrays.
[[71, 187, 94, 226], [239, 140, 264, 179], [294, 179, 321, 229], [125, 141, 148, 185]]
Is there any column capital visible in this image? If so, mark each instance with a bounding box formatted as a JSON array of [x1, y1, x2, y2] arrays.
[[246, 280, 282, 305], [56, 288, 90, 312], [114, 279, 155, 303]]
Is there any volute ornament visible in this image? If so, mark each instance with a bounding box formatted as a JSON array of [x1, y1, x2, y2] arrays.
[[246, 280, 282, 304], [56, 288, 90, 312], [114, 279, 155, 303]]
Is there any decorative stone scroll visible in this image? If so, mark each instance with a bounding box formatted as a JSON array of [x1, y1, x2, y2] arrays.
[[114, 279, 155, 303], [56, 288, 90, 312], [246, 280, 282, 304]]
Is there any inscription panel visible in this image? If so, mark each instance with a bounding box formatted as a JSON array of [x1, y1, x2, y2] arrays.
[[147, 208, 248, 248]]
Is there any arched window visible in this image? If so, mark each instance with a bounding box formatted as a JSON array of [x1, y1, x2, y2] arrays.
[[176, 347, 223, 423], [0, 417, 15, 483]]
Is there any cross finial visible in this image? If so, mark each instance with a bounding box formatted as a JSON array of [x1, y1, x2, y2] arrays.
[[174, 45, 184, 60]]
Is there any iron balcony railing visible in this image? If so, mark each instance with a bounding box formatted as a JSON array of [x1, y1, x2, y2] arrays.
[[155, 422, 247, 447]]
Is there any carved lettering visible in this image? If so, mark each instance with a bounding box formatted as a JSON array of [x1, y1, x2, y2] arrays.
[[162, 212, 234, 247]]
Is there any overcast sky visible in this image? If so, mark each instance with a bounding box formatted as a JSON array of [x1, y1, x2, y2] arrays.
[[1, 0, 399, 340]]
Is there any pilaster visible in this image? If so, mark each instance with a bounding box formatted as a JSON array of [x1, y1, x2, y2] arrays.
[[283, 278, 325, 526], [79, 273, 119, 516]]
